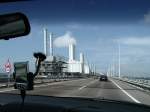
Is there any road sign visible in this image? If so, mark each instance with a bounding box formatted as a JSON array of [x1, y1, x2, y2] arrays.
[[5, 59, 11, 73]]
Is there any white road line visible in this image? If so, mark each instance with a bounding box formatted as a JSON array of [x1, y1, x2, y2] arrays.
[[0, 81, 65, 92], [0, 88, 15, 93], [0, 79, 93, 93], [0, 81, 66, 92], [35, 80, 70, 88], [0, 84, 6, 86], [35, 78, 90, 88], [78, 80, 96, 90], [79, 86, 86, 90], [111, 79, 141, 103]]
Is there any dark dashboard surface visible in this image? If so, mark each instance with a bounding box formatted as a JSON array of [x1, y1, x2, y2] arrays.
[[0, 93, 150, 112]]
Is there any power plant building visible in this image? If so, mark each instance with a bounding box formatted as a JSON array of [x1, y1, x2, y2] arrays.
[[39, 28, 90, 76]]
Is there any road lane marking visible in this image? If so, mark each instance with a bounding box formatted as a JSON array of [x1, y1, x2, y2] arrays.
[[35, 78, 91, 88], [0, 81, 67, 92], [78, 80, 96, 90], [0, 88, 15, 93], [79, 86, 86, 90], [35, 81, 72, 88], [111, 79, 141, 103], [0, 78, 93, 93]]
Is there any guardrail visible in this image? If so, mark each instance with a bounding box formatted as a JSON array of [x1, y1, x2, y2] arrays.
[[113, 77, 150, 91]]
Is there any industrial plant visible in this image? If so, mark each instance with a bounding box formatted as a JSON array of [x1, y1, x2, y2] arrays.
[[39, 28, 90, 77]]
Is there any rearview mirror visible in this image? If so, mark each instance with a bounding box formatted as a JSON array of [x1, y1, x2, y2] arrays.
[[0, 12, 30, 40]]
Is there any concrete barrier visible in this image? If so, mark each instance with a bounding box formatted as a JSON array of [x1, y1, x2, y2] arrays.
[[113, 77, 150, 91]]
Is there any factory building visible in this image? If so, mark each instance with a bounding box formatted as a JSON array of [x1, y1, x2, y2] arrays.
[[68, 46, 84, 74], [39, 28, 66, 76], [39, 28, 90, 76], [67, 43, 90, 75]]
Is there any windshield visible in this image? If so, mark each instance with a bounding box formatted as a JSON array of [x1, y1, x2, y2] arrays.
[[1, 0, 150, 106]]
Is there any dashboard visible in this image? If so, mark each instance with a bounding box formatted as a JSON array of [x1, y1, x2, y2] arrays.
[[0, 93, 150, 112]]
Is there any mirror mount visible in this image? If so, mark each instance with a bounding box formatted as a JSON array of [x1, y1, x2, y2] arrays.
[[13, 53, 46, 91], [13, 52, 46, 109]]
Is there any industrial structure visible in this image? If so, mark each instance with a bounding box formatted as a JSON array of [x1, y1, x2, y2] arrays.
[[39, 28, 90, 77], [67, 44, 90, 75]]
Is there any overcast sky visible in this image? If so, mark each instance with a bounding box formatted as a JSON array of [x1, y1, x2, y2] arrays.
[[0, 0, 150, 77]]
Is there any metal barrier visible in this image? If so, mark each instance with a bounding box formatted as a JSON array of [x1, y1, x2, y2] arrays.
[[113, 77, 150, 91]]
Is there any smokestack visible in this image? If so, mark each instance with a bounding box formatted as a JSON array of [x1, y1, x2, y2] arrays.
[[69, 44, 75, 61], [49, 33, 53, 56], [43, 28, 48, 56], [80, 53, 84, 74], [80, 53, 84, 63]]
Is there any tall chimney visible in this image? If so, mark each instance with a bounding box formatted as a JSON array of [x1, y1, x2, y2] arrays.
[[49, 33, 53, 56], [69, 44, 75, 61], [43, 28, 48, 56], [80, 53, 84, 63], [80, 53, 84, 74]]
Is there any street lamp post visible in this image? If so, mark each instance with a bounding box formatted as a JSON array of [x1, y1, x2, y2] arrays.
[[118, 43, 121, 78]]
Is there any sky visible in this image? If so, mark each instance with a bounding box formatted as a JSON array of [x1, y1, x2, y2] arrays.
[[0, 0, 150, 77]]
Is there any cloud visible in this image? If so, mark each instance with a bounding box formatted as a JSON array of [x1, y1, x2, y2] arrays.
[[144, 11, 150, 23], [115, 37, 150, 45], [66, 23, 82, 29], [54, 31, 76, 47], [65, 23, 100, 30]]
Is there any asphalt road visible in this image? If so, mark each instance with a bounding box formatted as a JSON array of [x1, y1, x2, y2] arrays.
[[2, 78, 150, 106]]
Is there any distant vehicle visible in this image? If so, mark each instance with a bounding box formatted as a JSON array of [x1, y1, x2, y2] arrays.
[[99, 75, 108, 81]]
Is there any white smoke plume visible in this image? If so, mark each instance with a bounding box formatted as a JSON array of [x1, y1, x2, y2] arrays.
[[54, 31, 76, 47]]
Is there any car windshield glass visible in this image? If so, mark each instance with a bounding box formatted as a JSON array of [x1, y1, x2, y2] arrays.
[[1, 0, 150, 106]]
